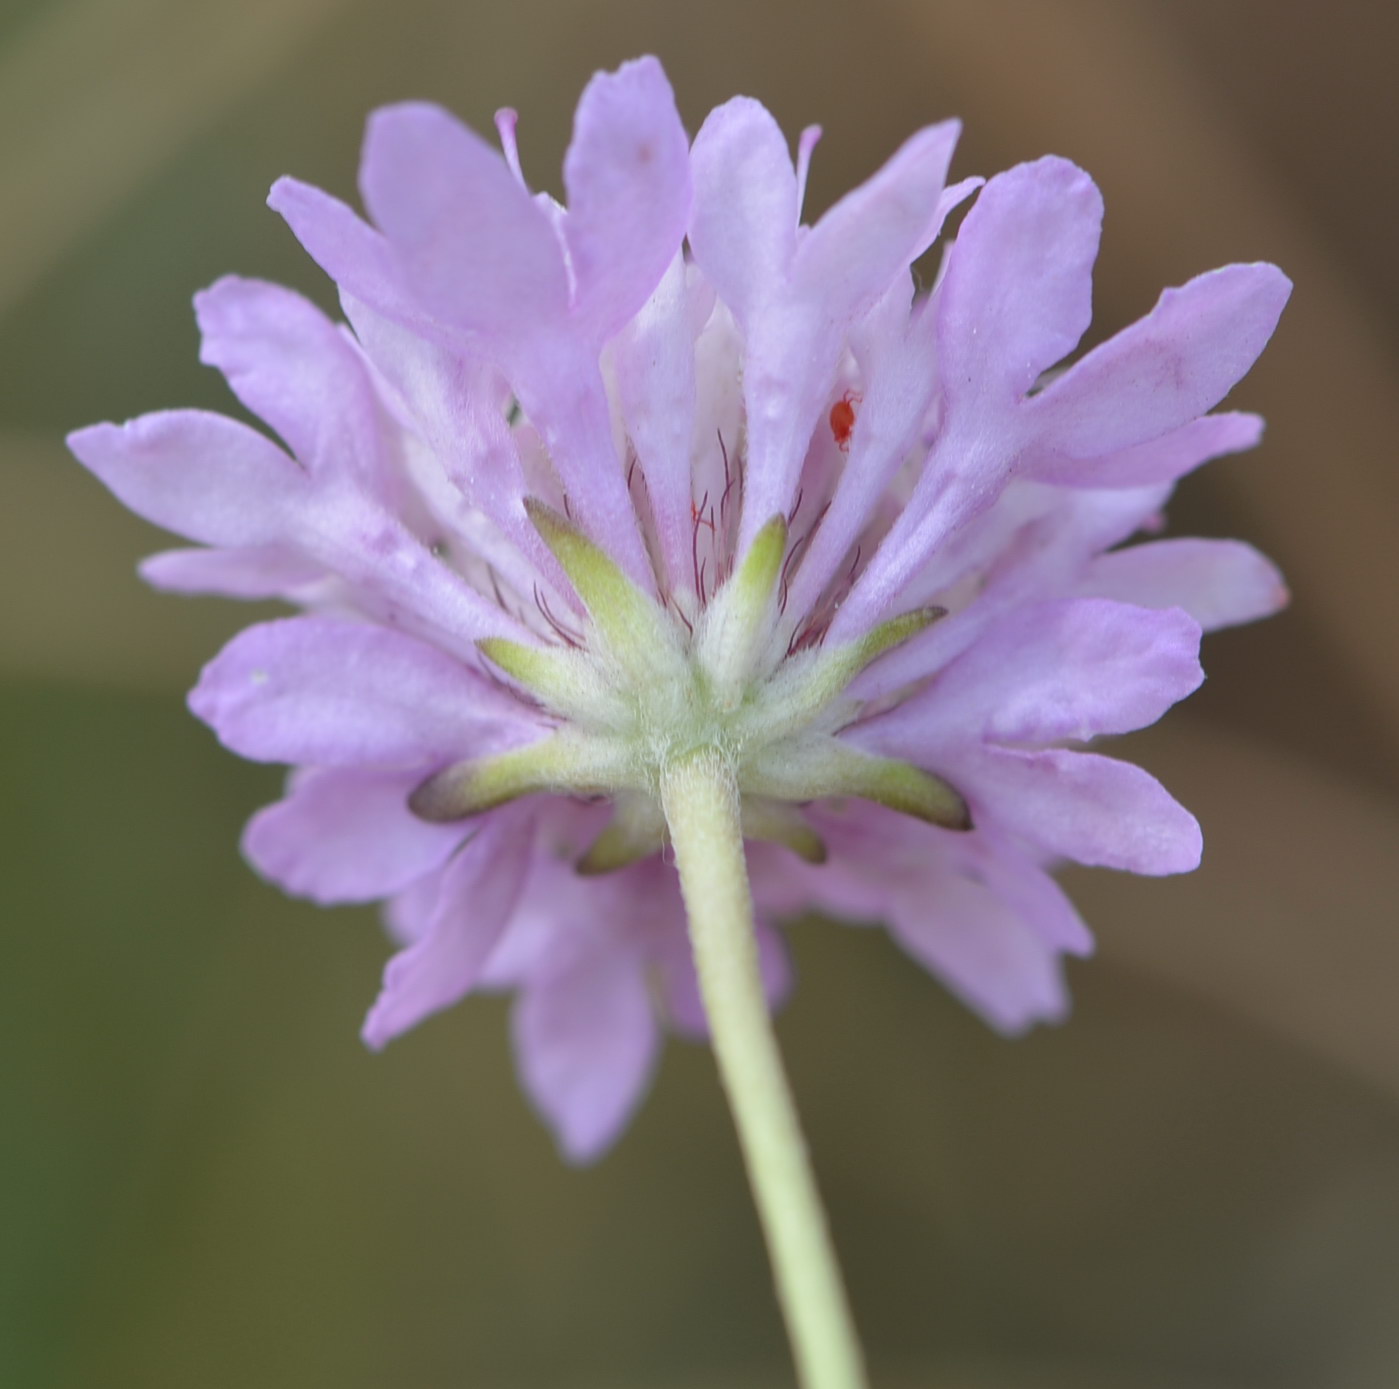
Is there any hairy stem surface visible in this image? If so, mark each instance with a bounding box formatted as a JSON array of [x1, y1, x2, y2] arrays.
[[661, 748, 867, 1389]]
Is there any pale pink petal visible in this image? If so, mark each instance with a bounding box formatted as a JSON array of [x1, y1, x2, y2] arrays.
[[562, 56, 692, 341], [1026, 411, 1263, 488], [791, 120, 961, 320], [242, 767, 463, 904], [513, 947, 660, 1163], [139, 545, 324, 598], [687, 97, 797, 324], [849, 483, 1175, 700], [358, 102, 568, 333], [827, 160, 1104, 638], [1028, 264, 1292, 456], [958, 747, 1202, 874], [782, 278, 935, 621], [267, 177, 430, 333], [382, 869, 443, 948], [504, 336, 656, 589], [886, 872, 1069, 1034], [918, 598, 1204, 744], [194, 277, 382, 478], [362, 808, 534, 1049], [610, 254, 697, 593], [936, 157, 1103, 406], [758, 810, 1088, 1024], [339, 293, 536, 549], [68, 412, 308, 548], [966, 832, 1094, 955], [1083, 537, 1288, 630], [189, 615, 536, 766], [734, 124, 962, 554], [292, 492, 530, 654], [784, 179, 982, 607]]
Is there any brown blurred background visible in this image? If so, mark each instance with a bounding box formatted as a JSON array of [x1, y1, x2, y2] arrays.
[[3, 1, 1398, 1386]]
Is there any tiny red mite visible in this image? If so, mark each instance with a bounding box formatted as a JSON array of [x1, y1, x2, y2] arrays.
[[829, 390, 862, 451]]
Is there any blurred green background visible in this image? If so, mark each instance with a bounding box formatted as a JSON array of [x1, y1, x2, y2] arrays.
[[5, 1, 1399, 1386]]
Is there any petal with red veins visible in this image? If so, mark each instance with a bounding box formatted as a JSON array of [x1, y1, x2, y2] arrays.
[[189, 615, 536, 766], [563, 56, 692, 341], [1028, 263, 1292, 457], [69, 412, 309, 548], [610, 253, 698, 592], [362, 807, 534, 1049], [243, 767, 464, 905], [513, 946, 660, 1163]]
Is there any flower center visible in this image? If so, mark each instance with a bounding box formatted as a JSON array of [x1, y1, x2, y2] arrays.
[[409, 500, 969, 872]]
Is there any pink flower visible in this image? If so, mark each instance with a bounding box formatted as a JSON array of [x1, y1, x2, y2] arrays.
[[69, 57, 1289, 1161]]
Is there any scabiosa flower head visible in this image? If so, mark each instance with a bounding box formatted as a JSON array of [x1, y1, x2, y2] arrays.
[[70, 57, 1289, 1162]]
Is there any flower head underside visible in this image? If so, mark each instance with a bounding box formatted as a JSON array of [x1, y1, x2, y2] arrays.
[[69, 57, 1290, 1160]]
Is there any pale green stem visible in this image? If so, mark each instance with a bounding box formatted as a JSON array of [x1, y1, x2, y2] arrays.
[[661, 748, 868, 1389]]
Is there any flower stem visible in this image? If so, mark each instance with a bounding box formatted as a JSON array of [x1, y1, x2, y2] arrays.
[[661, 748, 868, 1389]]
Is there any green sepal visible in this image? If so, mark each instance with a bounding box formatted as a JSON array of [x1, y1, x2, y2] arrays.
[[409, 734, 640, 823], [477, 636, 628, 727], [524, 498, 683, 682], [576, 792, 667, 875], [736, 606, 946, 742], [745, 737, 971, 831], [695, 514, 788, 705], [740, 798, 828, 864]]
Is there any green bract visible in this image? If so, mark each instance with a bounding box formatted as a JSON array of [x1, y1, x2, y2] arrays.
[[410, 503, 969, 870]]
